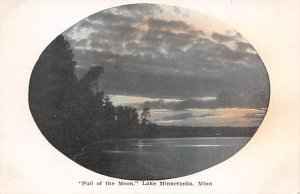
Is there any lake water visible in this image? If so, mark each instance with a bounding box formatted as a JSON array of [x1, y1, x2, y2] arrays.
[[73, 137, 250, 180]]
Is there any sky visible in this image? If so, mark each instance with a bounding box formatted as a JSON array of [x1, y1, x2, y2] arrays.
[[63, 4, 270, 127]]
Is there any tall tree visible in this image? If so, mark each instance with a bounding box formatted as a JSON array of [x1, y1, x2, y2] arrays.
[[103, 96, 116, 125], [76, 66, 104, 140], [79, 66, 104, 94], [93, 91, 105, 127], [141, 107, 151, 125]]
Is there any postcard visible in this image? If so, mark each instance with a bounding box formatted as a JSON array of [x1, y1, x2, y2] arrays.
[[1, 0, 299, 193]]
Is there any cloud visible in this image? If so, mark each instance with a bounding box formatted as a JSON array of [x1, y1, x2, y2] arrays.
[[236, 42, 256, 53], [136, 89, 269, 110], [159, 112, 216, 122], [88, 24, 138, 45], [194, 113, 215, 119], [211, 32, 235, 42], [243, 112, 265, 119], [107, 4, 163, 19], [89, 12, 136, 25], [63, 4, 269, 109], [172, 99, 214, 110], [68, 38, 88, 48], [161, 113, 193, 121], [147, 18, 191, 31]]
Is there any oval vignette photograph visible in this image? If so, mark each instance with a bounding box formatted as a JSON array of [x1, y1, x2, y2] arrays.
[[29, 4, 270, 180]]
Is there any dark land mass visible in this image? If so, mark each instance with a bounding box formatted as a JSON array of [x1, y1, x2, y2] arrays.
[[99, 125, 258, 140]]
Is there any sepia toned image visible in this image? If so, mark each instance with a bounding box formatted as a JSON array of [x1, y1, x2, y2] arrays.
[[28, 4, 270, 180]]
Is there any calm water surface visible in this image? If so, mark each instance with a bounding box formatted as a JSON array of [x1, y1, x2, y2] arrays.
[[74, 137, 250, 180]]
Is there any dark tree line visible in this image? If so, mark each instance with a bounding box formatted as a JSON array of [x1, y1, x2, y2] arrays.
[[29, 35, 154, 158]]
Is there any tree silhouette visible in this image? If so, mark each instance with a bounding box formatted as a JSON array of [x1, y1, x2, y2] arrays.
[[141, 107, 151, 125], [93, 91, 105, 127], [79, 66, 104, 94], [102, 95, 116, 130], [130, 108, 139, 126], [115, 106, 139, 128]]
